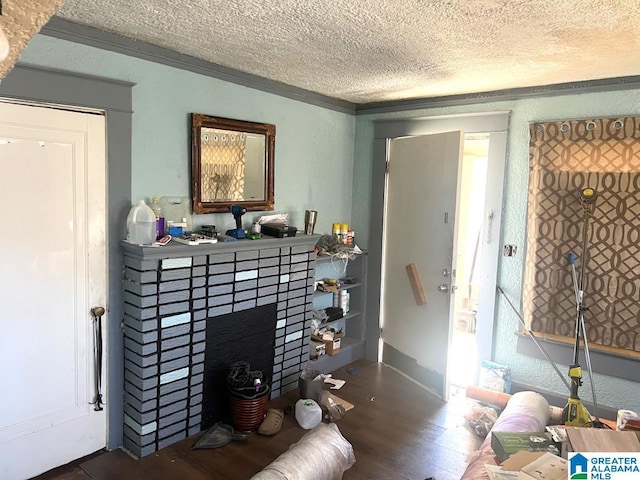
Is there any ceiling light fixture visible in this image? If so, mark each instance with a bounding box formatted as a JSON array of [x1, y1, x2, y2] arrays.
[[0, 0, 10, 62]]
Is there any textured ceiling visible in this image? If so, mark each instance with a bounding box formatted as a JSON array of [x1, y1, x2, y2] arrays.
[[0, 0, 66, 79], [50, 0, 640, 103]]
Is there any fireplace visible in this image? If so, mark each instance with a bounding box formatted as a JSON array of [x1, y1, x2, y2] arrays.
[[121, 236, 317, 457], [201, 303, 277, 429]]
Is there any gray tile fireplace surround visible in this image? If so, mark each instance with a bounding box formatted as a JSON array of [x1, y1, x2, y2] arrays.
[[121, 234, 319, 457]]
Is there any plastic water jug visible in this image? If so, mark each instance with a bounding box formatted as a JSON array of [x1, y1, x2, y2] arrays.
[[295, 399, 322, 429], [125, 200, 156, 245]]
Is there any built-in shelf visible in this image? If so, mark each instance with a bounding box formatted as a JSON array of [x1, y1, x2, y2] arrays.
[[310, 252, 367, 373], [308, 337, 365, 372], [318, 310, 361, 325], [313, 282, 363, 298]]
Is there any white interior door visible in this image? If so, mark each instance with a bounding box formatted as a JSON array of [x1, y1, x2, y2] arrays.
[[381, 131, 462, 398], [0, 102, 107, 480]]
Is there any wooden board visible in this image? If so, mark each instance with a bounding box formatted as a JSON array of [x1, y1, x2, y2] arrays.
[[405, 263, 427, 305], [328, 393, 354, 412], [566, 427, 640, 452]]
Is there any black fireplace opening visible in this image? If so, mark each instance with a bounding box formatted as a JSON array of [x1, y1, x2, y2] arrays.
[[201, 303, 277, 430]]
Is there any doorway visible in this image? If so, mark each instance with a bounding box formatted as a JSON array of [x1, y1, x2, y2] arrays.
[[368, 112, 508, 400], [448, 134, 490, 391], [381, 130, 462, 398], [0, 64, 134, 457], [0, 101, 107, 480]]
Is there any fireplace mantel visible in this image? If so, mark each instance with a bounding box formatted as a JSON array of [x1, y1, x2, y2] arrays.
[[121, 234, 320, 260], [121, 234, 319, 456]]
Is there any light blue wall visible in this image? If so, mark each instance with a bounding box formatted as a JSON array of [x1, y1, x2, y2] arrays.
[[19, 35, 355, 236], [354, 90, 640, 413], [18, 33, 638, 414]]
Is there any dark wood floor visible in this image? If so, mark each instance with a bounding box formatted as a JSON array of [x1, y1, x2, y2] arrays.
[[35, 360, 483, 480]]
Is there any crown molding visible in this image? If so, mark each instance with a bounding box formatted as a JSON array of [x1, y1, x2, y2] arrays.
[[40, 17, 356, 115], [356, 76, 640, 115], [40, 17, 640, 117]]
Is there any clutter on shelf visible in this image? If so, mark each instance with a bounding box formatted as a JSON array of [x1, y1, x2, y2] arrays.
[[309, 339, 325, 360], [125, 200, 157, 245], [257, 213, 288, 225], [310, 245, 367, 370], [331, 223, 354, 246], [260, 223, 297, 238], [311, 327, 344, 356], [316, 278, 340, 293], [312, 307, 344, 326], [304, 209, 318, 235], [314, 234, 362, 260], [172, 233, 218, 245]]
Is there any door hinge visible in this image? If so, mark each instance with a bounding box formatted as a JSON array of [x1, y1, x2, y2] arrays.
[[379, 327, 383, 337], [444, 212, 449, 224]]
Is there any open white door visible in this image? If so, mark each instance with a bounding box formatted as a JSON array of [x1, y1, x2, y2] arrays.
[[381, 131, 463, 398], [0, 102, 107, 480]]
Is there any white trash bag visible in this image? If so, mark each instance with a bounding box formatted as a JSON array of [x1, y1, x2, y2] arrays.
[[251, 423, 356, 480]]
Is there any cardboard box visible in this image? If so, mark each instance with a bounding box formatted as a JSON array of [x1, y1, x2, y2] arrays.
[[309, 340, 325, 359], [311, 332, 343, 356], [518, 452, 567, 480], [491, 432, 558, 462], [501, 451, 546, 471], [326, 336, 341, 355], [545, 426, 570, 459], [479, 360, 511, 393]]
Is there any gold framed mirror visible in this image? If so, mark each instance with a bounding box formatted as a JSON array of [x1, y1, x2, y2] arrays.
[[191, 113, 275, 213]]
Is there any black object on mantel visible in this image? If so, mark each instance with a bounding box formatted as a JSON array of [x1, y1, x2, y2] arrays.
[[261, 223, 297, 238]]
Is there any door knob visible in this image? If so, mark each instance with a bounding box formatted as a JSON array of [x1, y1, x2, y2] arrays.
[[437, 284, 449, 293]]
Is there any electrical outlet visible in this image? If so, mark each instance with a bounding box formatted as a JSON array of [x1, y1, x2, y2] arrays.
[[503, 244, 517, 256]]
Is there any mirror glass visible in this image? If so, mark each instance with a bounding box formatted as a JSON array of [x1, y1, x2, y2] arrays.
[[192, 113, 275, 213]]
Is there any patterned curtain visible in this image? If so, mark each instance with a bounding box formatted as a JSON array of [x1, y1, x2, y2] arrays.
[[524, 118, 640, 353], [200, 128, 246, 201]]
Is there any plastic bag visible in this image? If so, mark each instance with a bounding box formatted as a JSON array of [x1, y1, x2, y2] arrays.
[[250, 423, 355, 480], [465, 405, 498, 437]]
